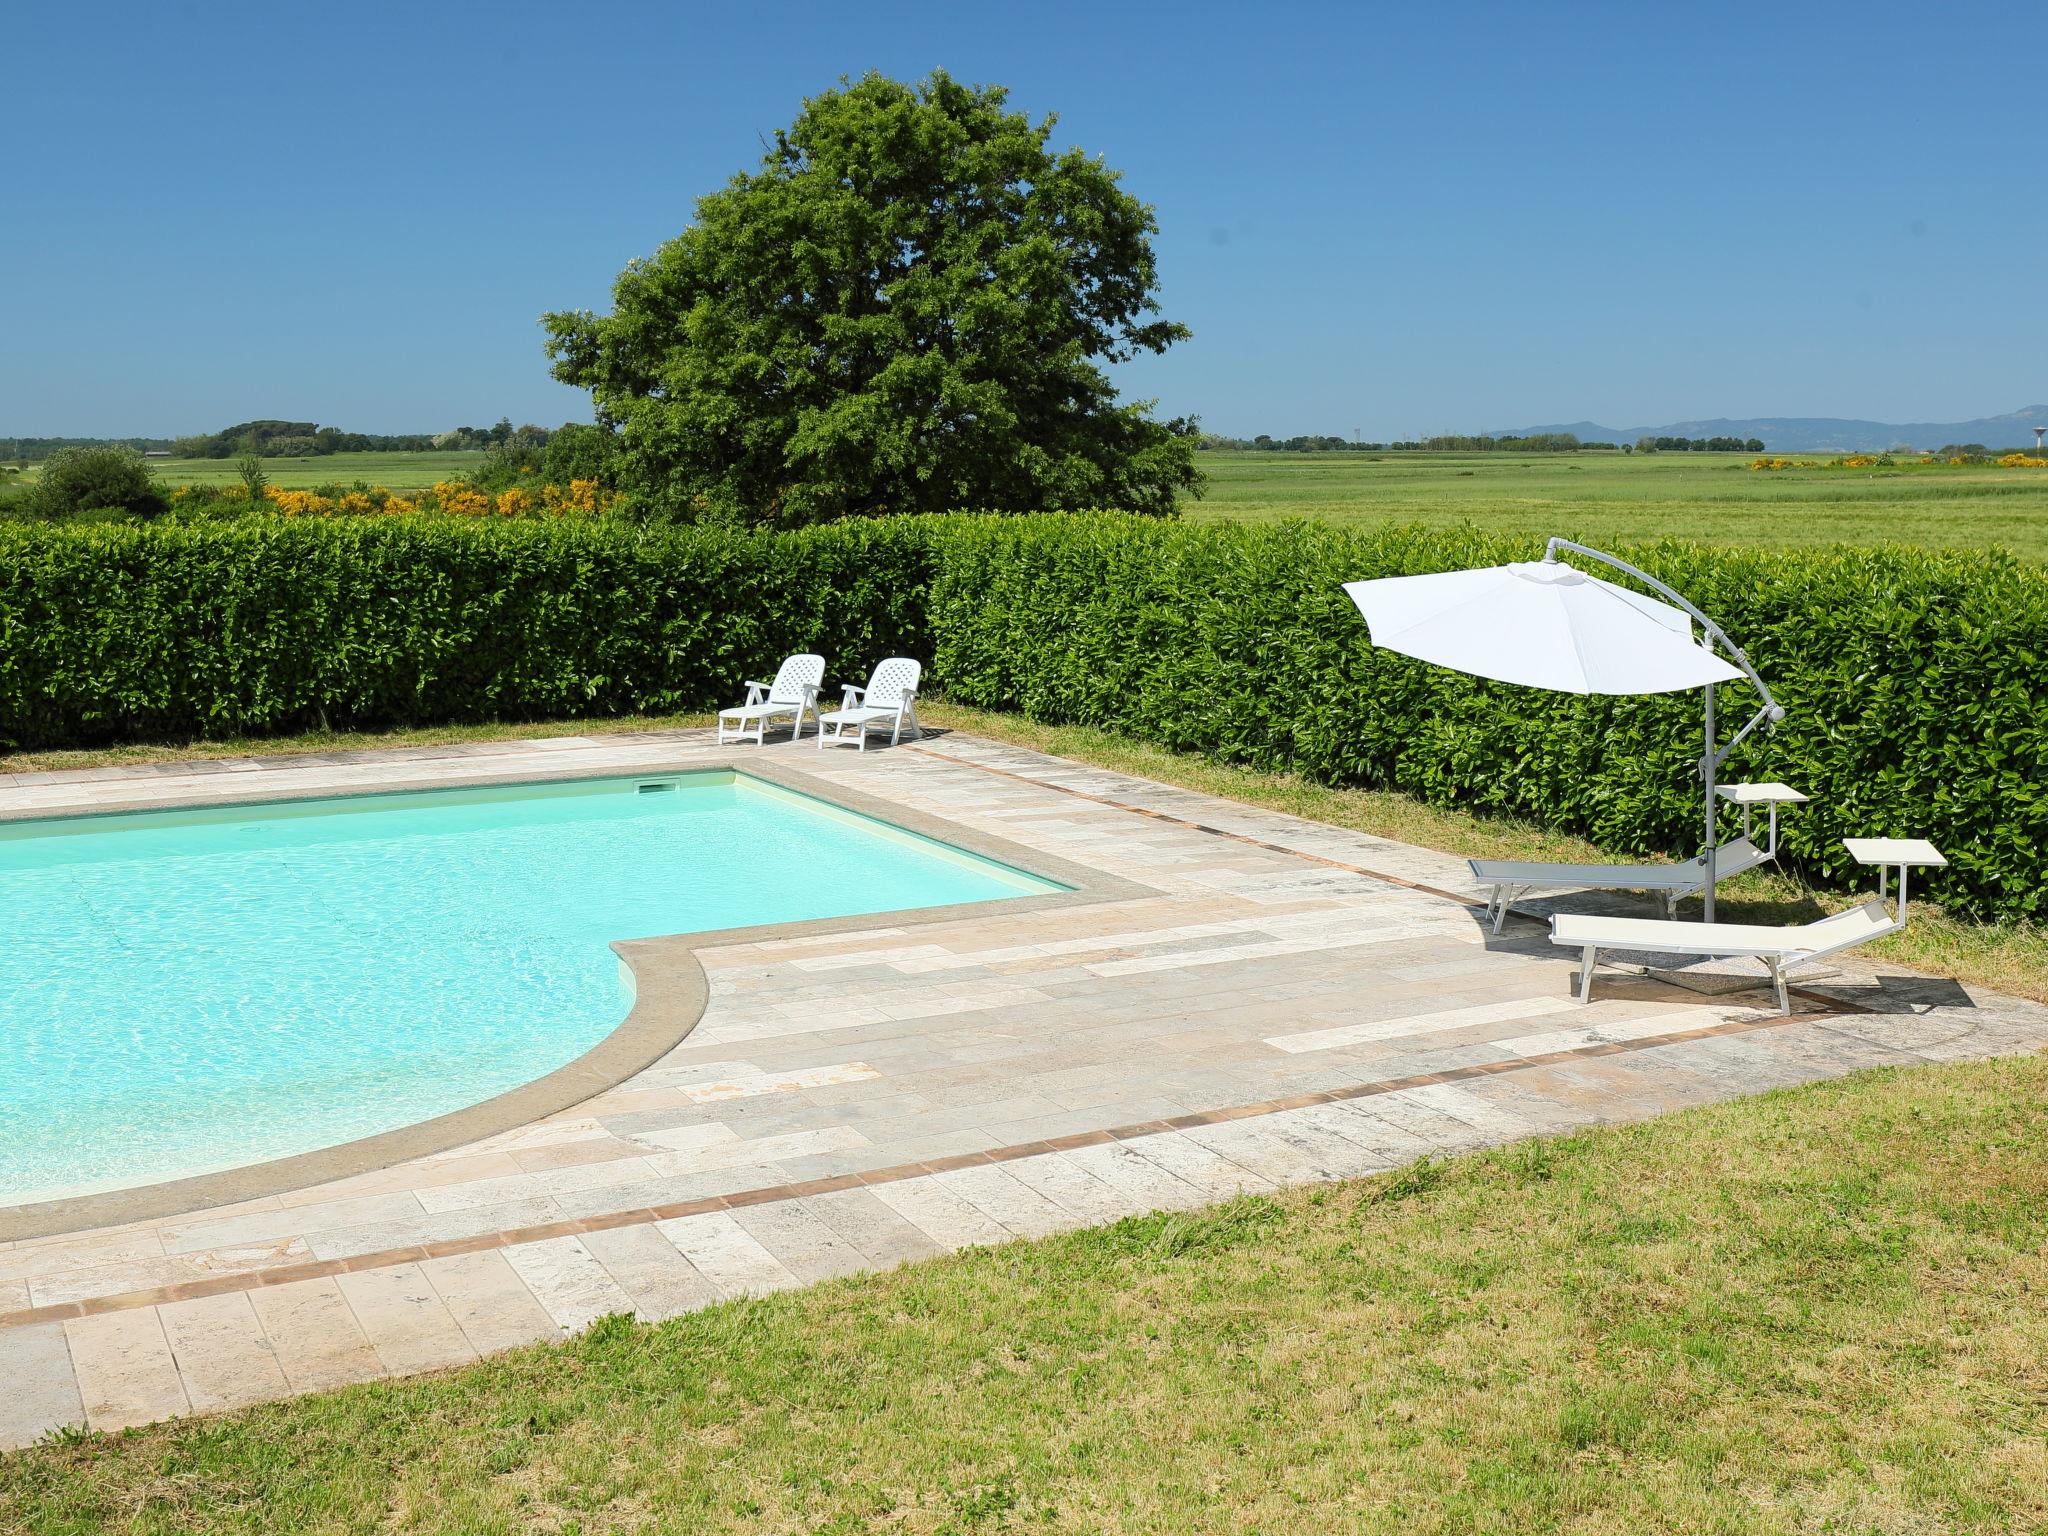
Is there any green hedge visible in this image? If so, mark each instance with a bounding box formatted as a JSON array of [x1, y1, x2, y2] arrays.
[[927, 517, 2048, 923], [0, 518, 934, 745], [1, 515, 2042, 921]]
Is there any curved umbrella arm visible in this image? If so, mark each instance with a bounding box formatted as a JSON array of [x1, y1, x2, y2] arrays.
[[1543, 537, 1784, 721], [1710, 700, 1778, 775]]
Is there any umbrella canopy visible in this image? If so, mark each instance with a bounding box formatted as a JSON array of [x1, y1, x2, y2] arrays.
[[1342, 560, 1743, 696]]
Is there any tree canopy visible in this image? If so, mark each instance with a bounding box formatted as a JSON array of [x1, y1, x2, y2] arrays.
[[544, 71, 1199, 525]]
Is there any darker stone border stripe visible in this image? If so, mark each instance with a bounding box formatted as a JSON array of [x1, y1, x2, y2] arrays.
[[0, 1004, 1826, 1333]]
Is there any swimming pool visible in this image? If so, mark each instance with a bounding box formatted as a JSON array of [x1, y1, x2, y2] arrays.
[[0, 771, 1062, 1208]]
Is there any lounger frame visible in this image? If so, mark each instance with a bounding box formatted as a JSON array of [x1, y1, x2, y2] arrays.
[[1551, 838, 1945, 1013]]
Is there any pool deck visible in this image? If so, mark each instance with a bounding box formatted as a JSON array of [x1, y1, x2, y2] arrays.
[[2, 727, 2044, 1447]]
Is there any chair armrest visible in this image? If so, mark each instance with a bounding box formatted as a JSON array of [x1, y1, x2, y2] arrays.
[[741, 682, 768, 706], [840, 684, 865, 707]]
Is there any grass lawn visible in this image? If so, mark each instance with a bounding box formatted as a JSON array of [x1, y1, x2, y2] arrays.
[[1190, 451, 2048, 560], [4, 1053, 2044, 1532]]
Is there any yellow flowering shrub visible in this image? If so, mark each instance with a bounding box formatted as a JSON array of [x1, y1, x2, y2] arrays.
[[266, 488, 337, 517], [1997, 452, 2048, 468], [164, 478, 617, 518], [541, 478, 616, 514], [431, 481, 496, 516]]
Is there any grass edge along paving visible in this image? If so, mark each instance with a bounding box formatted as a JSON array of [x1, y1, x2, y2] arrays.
[[3, 1052, 2044, 1533]]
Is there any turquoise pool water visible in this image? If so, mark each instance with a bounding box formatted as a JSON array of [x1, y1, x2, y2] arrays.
[[0, 772, 1060, 1207]]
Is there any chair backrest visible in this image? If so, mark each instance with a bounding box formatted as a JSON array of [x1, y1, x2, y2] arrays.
[[768, 654, 825, 705], [863, 656, 921, 711]]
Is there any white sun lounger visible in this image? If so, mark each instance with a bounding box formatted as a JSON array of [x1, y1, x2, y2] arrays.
[[1551, 837, 1945, 1013], [717, 653, 824, 745], [1471, 782, 1808, 934], [817, 657, 921, 751]]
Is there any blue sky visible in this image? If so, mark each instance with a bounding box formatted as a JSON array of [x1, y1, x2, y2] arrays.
[[5, 0, 2042, 439]]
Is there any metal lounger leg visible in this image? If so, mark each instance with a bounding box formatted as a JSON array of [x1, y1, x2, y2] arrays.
[[1767, 957, 1790, 1015], [1491, 884, 1530, 936], [1577, 945, 1598, 1003]]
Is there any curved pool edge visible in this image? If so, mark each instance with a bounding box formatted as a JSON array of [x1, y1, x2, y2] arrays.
[[0, 751, 1148, 1244]]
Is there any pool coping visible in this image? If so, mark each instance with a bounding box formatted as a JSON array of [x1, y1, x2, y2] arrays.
[[0, 751, 1153, 1243]]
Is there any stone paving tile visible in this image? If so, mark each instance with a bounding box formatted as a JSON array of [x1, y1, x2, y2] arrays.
[[0, 1228, 166, 1284], [999, 1153, 1133, 1226], [0, 1322, 84, 1447], [726, 1200, 872, 1285], [304, 1194, 564, 1263], [246, 1278, 386, 1394], [1122, 1129, 1278, 1198], [335, 1265, 480, 1376], [1316, 1101, 1446, 1163], [801, 1189, 948, 1269], [579, 1223, 721, 1322], [65, 1308, 190, 1432], [420, 1251, 559, 1355], [654, 1212, 800, 1297], [502, 1237, 636, 1334], [158, 1292, 291, 1414], [869, 1177, 1017, 1250], [1062, 1141, 1206, 1212], [931, 1164, 1081, 1241]]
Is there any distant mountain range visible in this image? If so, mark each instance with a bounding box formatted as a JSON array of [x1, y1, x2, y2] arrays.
[[1491, 404, 2048, 453]]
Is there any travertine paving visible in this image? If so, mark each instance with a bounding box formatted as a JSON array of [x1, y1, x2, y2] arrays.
[[2, 727, 2043, 1448]]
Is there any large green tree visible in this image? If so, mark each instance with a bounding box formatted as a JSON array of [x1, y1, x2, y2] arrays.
[[544, 71, 1199, 525]]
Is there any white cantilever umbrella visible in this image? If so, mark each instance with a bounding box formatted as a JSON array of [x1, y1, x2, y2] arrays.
[[1343, 539, 1783, 920]]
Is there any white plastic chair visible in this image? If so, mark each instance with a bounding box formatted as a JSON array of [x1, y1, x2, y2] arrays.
[[717, 654, 824, 746], [817, 657, 921, 751]]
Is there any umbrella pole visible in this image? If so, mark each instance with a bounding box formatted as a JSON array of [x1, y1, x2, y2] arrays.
[[1702, 681, 1718, 921]]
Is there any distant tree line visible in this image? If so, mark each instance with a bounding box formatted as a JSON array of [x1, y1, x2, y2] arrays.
[[1203, 432, 1617, 453], [1412, 433, 1618, 452], [171, 421, 442, 458], [0, 436, 170, 462], [1635, 435, 1765, 453]]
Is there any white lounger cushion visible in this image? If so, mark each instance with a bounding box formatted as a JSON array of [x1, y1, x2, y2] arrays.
[[1552, 899, 1894, 966]]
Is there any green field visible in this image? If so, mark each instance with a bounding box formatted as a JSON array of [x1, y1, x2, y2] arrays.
[[1191, 450, 2048, 559], [138, 450, 487, 491], [9, 448, 2048, 559]]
